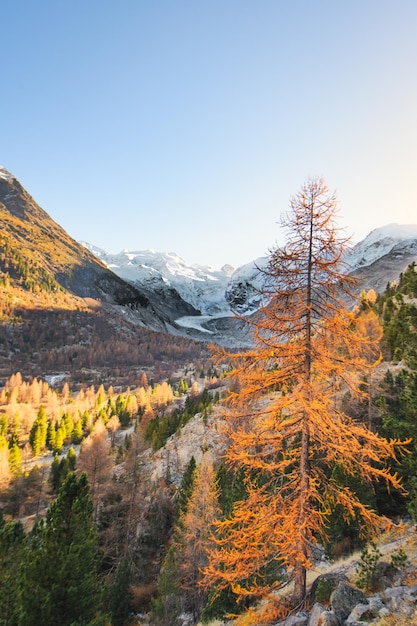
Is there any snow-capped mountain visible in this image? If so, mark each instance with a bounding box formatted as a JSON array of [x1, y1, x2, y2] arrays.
[[83, 223, 417, 343], [347, 224, 417, 294], [81, 243, 267, 317], [6, 163, 416, 347], [347, 224, 417, 271], [82, 244, 235, 316]]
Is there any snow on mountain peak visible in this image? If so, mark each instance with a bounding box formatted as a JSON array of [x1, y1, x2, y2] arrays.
[[347, 223, 417, 271], [83, 244, 236, 315], [0, 166, 14, 181], [82, 222, 417, 325]]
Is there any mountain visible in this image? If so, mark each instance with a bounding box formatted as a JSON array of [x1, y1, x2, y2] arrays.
[[346, 224, 417, 294], [81, 244, 270, 344], [0, 166, 179, 331], [82, 244, 269, 313], [0, 167, 211, 387], [81, 244, 234, 316], [85, 224, 417, 340], [2, 165, 417, 348]]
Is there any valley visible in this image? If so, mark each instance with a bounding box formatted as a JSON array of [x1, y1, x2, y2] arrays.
[[1, 170, 417, 626]]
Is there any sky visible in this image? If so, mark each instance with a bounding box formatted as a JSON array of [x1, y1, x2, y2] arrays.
[[2, 1, 417, 269]]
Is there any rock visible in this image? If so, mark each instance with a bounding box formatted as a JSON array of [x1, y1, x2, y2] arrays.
[[345, 602, 374, 624], [330, 582, 367, 622], [307, 604, 341, 626], [317, 611, 340, 625], [276, 612, 309, 626], [380, 585, 417, 619], [378, 606, 390, 618], [381, 585, 410, 600], [308, 573, 349, 606], [307, 602, 326, 626], [406, 583, 417, 597], [373, 560, 398, 589], [368, 596, 384, 613]]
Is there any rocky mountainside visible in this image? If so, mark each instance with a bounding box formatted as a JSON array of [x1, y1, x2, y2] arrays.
[[0, 167, 211, 387], [346, 224, 417, 294], [0, 166, 182, 333], [85, 224, 417, 343], [2, 166, 417, 347], [82, 244, 267, 317]]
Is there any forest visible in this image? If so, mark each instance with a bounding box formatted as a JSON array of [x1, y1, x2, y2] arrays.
[[1, 179, 417, 626]]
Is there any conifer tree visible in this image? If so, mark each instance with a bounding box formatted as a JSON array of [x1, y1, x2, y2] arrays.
[[77, 418, 112, 517], [8, 432, 22, 477], [108, 557, 132, 626], [29, 405, 47, 456], [0, 515, 25, 626], [203, 178, 406, 612], [21, 472, 100, 626], [176, 455, 197, 518], [72, 417, 83, 443], [177, 455, 220, 620], [0, 435, 11, 489]]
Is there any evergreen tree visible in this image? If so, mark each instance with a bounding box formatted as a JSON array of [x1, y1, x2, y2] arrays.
[[46, 420, 56, 450], [203, 178, 406, 613], [29, 406, 47, 456], [176, 456, 197, 518], [0, 516, 26, 626], [177, 456, 220, 621], [0, 435, 11, 489], [151, 545, 182, 624], [72, 418, 84, 444], [108, 558, 132, 626], [21, 472, 100, 626], [53, 425, 65, 453]]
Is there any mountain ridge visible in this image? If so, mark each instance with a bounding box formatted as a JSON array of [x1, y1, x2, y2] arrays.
[[83, 222, 417, 328], [1, 166, 417, 346], [0, 166, 180, 332]]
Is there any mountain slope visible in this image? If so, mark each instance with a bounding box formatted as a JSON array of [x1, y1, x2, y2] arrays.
[[0, 167, 168, 328], [0, 167, 209, 386], [347, 224, 417, 294], [82, 244, 236, 316], [86, 224, 417, 337]]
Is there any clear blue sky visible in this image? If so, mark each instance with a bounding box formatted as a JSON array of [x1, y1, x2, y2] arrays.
[[2, 1, 417, 268]]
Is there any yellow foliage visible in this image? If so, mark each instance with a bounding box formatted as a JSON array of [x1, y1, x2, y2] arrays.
[[202, 179, 408, 617]]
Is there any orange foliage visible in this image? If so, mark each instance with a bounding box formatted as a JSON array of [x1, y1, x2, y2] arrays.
[[203, 178, 407, 613]]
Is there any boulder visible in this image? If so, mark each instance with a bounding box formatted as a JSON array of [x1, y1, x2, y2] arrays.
[[276, 612, 309, 626], [285, 613, 309, 625], [307, 602, 326, 626], [373, 560, 398, 589], [307, 603, 340, 626], [317, 611, 340, 625], [381, 586, 417, 619], [345, 602, 375, 624], [330, 582, 367, 623], [308, 573, 349, 607], [368, 596, 384, 613]]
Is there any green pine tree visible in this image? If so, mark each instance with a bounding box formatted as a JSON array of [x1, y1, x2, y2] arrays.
[[108, 558, 132, 626], [29, 406, 47, 456], [176, 456, 196, 518], [21, 472, 101, 626], [0, 515, 26, 626], [72, 418, 83, 444]]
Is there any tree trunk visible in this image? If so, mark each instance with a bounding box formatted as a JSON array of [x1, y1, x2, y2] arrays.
[[293, 418, 310, 607]]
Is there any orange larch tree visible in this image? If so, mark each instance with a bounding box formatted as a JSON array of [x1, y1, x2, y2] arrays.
[[177, 454, 220, 620], [203, 178, 406, 613]]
